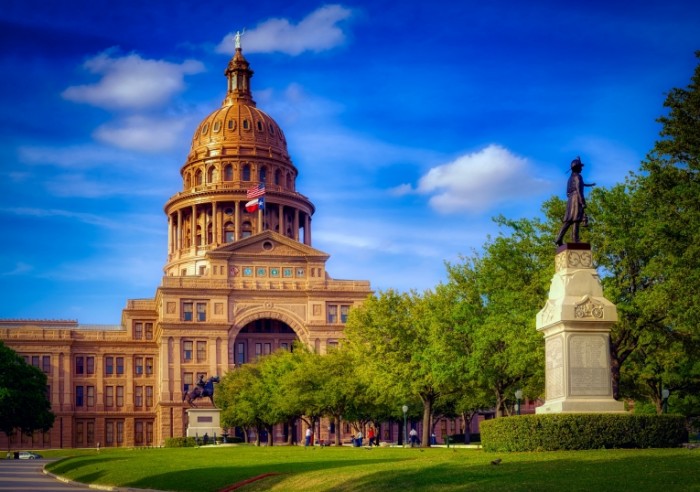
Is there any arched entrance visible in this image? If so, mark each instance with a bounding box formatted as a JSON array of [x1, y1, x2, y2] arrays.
[[232, 318, 299, 365]]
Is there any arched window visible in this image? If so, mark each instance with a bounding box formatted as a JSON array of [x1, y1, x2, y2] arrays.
[[207, 166, 217, 183], [196, 226, 203, 246], [242, 164, 251, 181], [224, 222, 235, 243], [184, 173, 191, 189], [241, 221, 252, 238], [274, 169, 281, 186], [259, 166, 267, 184], [207, 223, 213, 244], [224, 164, 233, 181], [195, 170, 203, 186], [242, 119, 249, 130], [286, 173, 292, 189]]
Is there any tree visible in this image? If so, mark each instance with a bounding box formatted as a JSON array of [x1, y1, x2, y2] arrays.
[[444, 215, 549, 416], [344, 289, 467, 447], [0, 341, 55, 446]]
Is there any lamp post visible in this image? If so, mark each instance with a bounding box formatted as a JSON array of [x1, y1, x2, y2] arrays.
[[402, 405, 408, 447], [662, 388, 670, 414], [514, 389, 523, 416]]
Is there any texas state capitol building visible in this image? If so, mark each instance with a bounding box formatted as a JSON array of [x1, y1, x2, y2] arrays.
[[0, 45, 372, 449]]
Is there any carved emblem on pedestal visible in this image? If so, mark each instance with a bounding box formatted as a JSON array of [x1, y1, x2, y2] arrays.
[[574, 296, 604, 319]]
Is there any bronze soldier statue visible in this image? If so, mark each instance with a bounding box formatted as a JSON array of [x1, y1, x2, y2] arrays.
[[555, 156, 595, 246]]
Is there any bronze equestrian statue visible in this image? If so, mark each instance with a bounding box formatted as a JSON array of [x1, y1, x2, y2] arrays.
[[183, 375, 219, 407]]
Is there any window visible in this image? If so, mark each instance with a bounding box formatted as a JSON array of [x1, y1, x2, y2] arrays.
[[242, 164, 251, 181], [197, 302, 206, 321], [75, 386, 84, 407], [105, 356, 114, 376], [86, 356, 94, 375], [116, 386, 124, 407], [87, 421, 95, 446], [280, 342, 289, 351], [145, 323, 153, 340], [224, 164, 233, 181], [116, 357, 124, 375], [255, 343, 262, 360], [146, 421, 153, 444], [42, 355, 50, 374], [134, 386, 143, 407], [183, 341, 193, 361], [105, 386, 114, 407], [327, 305, 337, 324], [106, 421, 114, 445], [86, 386, 95, 407], [117, 421, 124, 445], [146, 386, 153, 407], [135, 357, 143, 375], [236, 342, 246, 365], [135, 420, 144, 445], [197, 341, 206, 362], [183, 373, 193, 393], [76, 421, 84, 446], [259, 166, 267, 183], [183, 302, 193, 321], [274, 169, 281, 186], [263, 343, 271, 355], [225, 223, 235, 243], [76, 356, 84, 375], [327, 304, 351, 324], [243, 119, 249, 130], [134, 322, 143, 340], [145, 357, 153, 376]]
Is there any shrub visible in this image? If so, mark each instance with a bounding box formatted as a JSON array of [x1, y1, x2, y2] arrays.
[[481, 414, 688, 452], [164, 437, 198, 448]]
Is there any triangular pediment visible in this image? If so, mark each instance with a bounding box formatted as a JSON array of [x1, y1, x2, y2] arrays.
[[208, 230, 330, 261]]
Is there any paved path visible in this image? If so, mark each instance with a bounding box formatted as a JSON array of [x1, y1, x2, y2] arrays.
[[0, 459, 92, 491]]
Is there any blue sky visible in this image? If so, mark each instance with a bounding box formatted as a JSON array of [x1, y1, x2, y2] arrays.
[[1, 1, 698, 324]]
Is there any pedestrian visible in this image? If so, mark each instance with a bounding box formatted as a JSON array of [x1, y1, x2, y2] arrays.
[[305, 427, 312, 447], [355, 429, 363, 447], [367, 426, 375, 447], [409, 428, 418, 447]]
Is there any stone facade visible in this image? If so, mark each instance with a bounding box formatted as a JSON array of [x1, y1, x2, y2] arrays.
[[0, 47, 372, 449]]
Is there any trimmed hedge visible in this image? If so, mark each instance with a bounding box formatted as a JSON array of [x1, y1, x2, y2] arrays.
[[481, 414, 688, 452], [165, 437, 198, 448]]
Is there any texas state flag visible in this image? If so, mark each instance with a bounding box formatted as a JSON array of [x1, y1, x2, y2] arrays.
[[245, 197, 264, 212]]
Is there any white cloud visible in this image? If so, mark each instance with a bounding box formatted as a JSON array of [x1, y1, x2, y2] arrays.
[[414, 144, 550, 214], [216, 5, 352, 56], [62, 50, 204, 110], [2, 207, 163, 234], [93, 115, 190, 153], [1, 262, 33, 276]]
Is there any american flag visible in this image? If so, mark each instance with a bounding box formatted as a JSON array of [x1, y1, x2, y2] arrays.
[[246, 183, 265, 198]]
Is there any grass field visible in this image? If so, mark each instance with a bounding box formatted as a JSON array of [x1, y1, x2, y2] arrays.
[[41, 445, 700, 491]]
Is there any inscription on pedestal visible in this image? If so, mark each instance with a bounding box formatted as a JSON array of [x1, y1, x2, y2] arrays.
[[545, 337, 564, 399], [569, 334, 610, 396]]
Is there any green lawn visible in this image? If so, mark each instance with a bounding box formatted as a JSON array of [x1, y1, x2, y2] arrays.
[[42, 445, 700, 491]]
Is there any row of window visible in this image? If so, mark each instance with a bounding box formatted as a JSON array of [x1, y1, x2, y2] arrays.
[[75, 355, 154, 377], [75, 385, 153, 408], [22, 354, 51, 374], [182, 340, 207, 361], [328, 304, 350, 324], [185, 163, 293, 190], [75, 419, 154, 447], [133, 322, 154, 340], [235, 341, 294, 365]]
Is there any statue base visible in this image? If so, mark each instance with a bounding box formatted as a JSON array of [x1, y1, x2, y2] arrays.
[[536, 244, 625, 414], [186, 408, 223, 438]]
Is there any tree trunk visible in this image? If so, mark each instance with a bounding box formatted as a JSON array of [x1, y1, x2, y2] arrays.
[[421, 394, 435, 447], [335, 415, 342, 446], [267, 425, 274, 446], [610, 354, 621, 400]]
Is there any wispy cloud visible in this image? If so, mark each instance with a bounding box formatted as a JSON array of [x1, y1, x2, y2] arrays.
[[1, 207, 163, 234], [397, 145, 551, 214], [62, 50, 204, 110], [216, 5, 353, 56], [19, 144, 143, 170], [1, 262, 33, 276], [93, 115, 191, 153]]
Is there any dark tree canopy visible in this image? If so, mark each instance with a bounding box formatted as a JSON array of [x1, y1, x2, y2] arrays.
[[0, 341, 55, 441]]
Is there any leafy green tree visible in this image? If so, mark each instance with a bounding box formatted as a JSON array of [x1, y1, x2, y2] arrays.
[[345, 289, 467, 447], [444, 215, 549, 416], [0, 341, 55, 446]]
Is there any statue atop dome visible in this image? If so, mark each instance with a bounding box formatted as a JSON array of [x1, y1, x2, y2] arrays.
[[235, 30, 245, 50]]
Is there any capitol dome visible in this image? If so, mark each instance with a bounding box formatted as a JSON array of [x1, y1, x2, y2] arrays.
[[163, 46, 315, 277]]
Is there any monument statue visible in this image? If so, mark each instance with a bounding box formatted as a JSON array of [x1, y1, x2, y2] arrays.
[[183, 375, 219, 407], [234, 30, 244, 49], [555, 156, 596, 246]]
